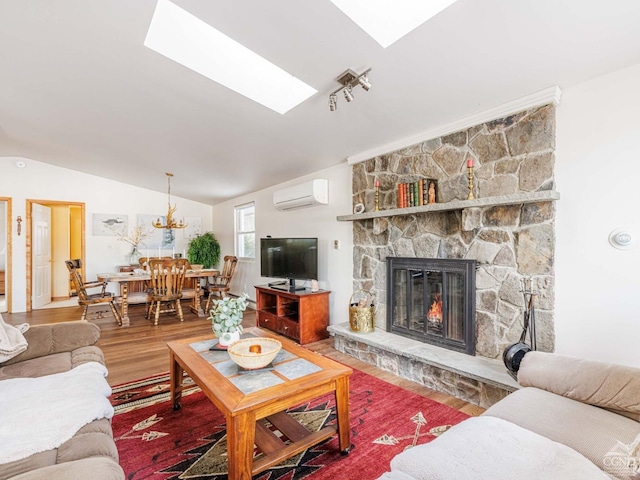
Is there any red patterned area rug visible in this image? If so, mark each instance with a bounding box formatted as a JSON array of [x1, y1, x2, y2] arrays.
[[111, 370, 470, 480]]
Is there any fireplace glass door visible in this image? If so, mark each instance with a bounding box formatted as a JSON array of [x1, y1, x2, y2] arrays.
[[387, 257, 475, 355]]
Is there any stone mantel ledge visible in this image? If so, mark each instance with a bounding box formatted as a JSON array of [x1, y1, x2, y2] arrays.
[[337, 190, 560, 222], [328, 323, 519, 392]]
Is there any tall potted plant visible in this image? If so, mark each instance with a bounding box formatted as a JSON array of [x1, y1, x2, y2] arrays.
[[187, 232, 221, 268]]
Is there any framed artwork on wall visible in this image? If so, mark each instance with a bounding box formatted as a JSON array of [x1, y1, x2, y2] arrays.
[[137, 214, 175, 250], [183, 216, 202, 240], [92, 214, 127, 236]]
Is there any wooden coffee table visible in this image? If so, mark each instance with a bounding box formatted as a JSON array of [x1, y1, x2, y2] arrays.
[[167, 327, 352, 480]]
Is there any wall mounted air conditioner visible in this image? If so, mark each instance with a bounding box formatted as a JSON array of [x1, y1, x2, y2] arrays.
[[273, 179, 329, 211]]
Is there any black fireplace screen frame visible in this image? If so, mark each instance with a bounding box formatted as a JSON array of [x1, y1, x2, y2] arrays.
[[386, 257, 476, 355]]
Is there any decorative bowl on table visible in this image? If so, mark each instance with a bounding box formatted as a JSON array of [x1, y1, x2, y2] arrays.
[[189, 264, 204, 270], [227, 338, 282, 370]]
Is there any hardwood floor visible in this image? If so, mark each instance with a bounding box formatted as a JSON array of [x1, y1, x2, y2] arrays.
[[4, 303, 485, 416]]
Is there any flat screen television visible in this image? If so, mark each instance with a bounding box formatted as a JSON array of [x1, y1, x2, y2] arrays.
[[260, 237, 318, 291]]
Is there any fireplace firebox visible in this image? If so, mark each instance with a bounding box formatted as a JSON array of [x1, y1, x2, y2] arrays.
[[386, 257, 476, 355]]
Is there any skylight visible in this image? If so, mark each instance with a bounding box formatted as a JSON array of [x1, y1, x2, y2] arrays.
[[330, 0, 458, 48], [144, 0, 317, 114]]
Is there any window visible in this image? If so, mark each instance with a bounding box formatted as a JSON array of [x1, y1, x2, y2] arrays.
[[145, 0, 316, 114], [235, 203, 255, 259], [329, 0, 458, 48]]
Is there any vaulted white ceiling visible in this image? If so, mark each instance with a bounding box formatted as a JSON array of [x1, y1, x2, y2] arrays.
[[1, 0, 640, 204]]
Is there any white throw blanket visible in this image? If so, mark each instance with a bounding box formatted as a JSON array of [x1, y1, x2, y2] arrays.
[[0, 314, 29, 363], [0, 361, 114, 464], [378, 416, 609, 480]]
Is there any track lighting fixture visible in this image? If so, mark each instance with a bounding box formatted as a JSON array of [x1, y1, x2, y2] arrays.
[[328, 68, 371, 111]]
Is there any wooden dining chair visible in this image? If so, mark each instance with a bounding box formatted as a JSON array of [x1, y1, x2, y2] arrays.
[[146, 258, 189, 325], [141, 257, 197, 312], [202, 255, 238, 314], [138, 257, 175, 269], [65, 259, 122, 325]]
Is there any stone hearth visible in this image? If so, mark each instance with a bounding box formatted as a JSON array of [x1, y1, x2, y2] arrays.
[[329, 323, 518, 408]]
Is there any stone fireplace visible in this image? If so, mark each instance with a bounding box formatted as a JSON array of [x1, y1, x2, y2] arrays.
[[387, 257, 476, 355], [347, 103, 557, 360], [329, 103, 559, 407]]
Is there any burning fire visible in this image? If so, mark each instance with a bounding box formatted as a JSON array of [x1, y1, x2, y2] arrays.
[[428, 293, 443, 322]]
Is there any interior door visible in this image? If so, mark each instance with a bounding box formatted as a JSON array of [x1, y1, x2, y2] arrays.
[[32, 203, 52, 308]]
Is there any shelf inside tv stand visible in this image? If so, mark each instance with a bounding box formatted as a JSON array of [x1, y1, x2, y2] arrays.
[[255, 285, 331, 345]]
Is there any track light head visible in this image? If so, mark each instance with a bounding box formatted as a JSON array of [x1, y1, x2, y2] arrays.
[[358, 74, 371, 91], [344, 86, 354, 102], [329, 94, 337, 111]]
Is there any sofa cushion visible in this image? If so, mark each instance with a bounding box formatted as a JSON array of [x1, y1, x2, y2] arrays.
[[379, 416, 609, 480], [0, 419, 118, 480], [57, 418, 119, 464], [0, 346, 104, 381], [0, 322, 101, 367], [0, 451, 57, 480], [484, 387, 640, 479], [8, 457, 124, 480], [518, 351, 640, 421]]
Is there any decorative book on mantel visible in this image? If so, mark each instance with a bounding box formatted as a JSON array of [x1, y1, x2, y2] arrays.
[[397, 179, 438, 208]]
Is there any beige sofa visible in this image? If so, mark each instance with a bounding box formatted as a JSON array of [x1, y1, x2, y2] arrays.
[[0, 321, 124, 480], [377, 352, 640, 480]]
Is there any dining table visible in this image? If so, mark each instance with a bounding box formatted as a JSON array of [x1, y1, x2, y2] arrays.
[[97, 268, 219, 327]]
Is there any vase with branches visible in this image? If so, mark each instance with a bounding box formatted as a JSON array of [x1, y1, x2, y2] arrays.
[[114, 225, 151, 264]]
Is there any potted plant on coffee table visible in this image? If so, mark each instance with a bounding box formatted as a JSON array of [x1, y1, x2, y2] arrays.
[[209, 293, 248, 348]]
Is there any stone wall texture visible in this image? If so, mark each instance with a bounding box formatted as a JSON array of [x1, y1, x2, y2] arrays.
[[351, 104, 556, 359], [334, 336, 514, 408]]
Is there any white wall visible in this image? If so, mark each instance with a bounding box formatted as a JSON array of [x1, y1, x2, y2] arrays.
[[212, 163, 354, 325], [0, 157, 213, 312], [555, 62, 640, 367]]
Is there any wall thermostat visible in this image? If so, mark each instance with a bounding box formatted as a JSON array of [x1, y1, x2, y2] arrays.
[[609, 228, 636, 250]]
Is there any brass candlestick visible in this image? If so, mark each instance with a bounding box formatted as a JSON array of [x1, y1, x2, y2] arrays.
[[375, 184, 380, 211], [467, 166, 475, 200]]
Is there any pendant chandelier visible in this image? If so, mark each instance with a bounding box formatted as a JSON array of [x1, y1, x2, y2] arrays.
[[152, 173, 187, 230]]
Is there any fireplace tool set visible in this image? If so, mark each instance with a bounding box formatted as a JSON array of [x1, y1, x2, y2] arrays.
[[503, 278, 538, 379]]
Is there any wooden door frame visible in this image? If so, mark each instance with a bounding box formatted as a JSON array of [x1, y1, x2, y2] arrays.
[[0, 197, 12, 313], [26, 199, 85, 312]]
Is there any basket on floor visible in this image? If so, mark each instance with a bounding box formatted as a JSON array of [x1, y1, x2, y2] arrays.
[[349, 290, 375, 333]]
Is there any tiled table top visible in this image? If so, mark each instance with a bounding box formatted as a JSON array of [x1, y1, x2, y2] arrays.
[[188, 335, 322, 395]]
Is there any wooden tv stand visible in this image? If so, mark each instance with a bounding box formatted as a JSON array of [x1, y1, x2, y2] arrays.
[[255, 285, 330, 344]]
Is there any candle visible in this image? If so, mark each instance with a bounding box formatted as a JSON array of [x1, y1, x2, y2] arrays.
[[158, 246, 161, 258], [172, 247, 175, 258], [467, 158, 474, 168], [182, 249, 186, 259], [375, 179, 380, 187]]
